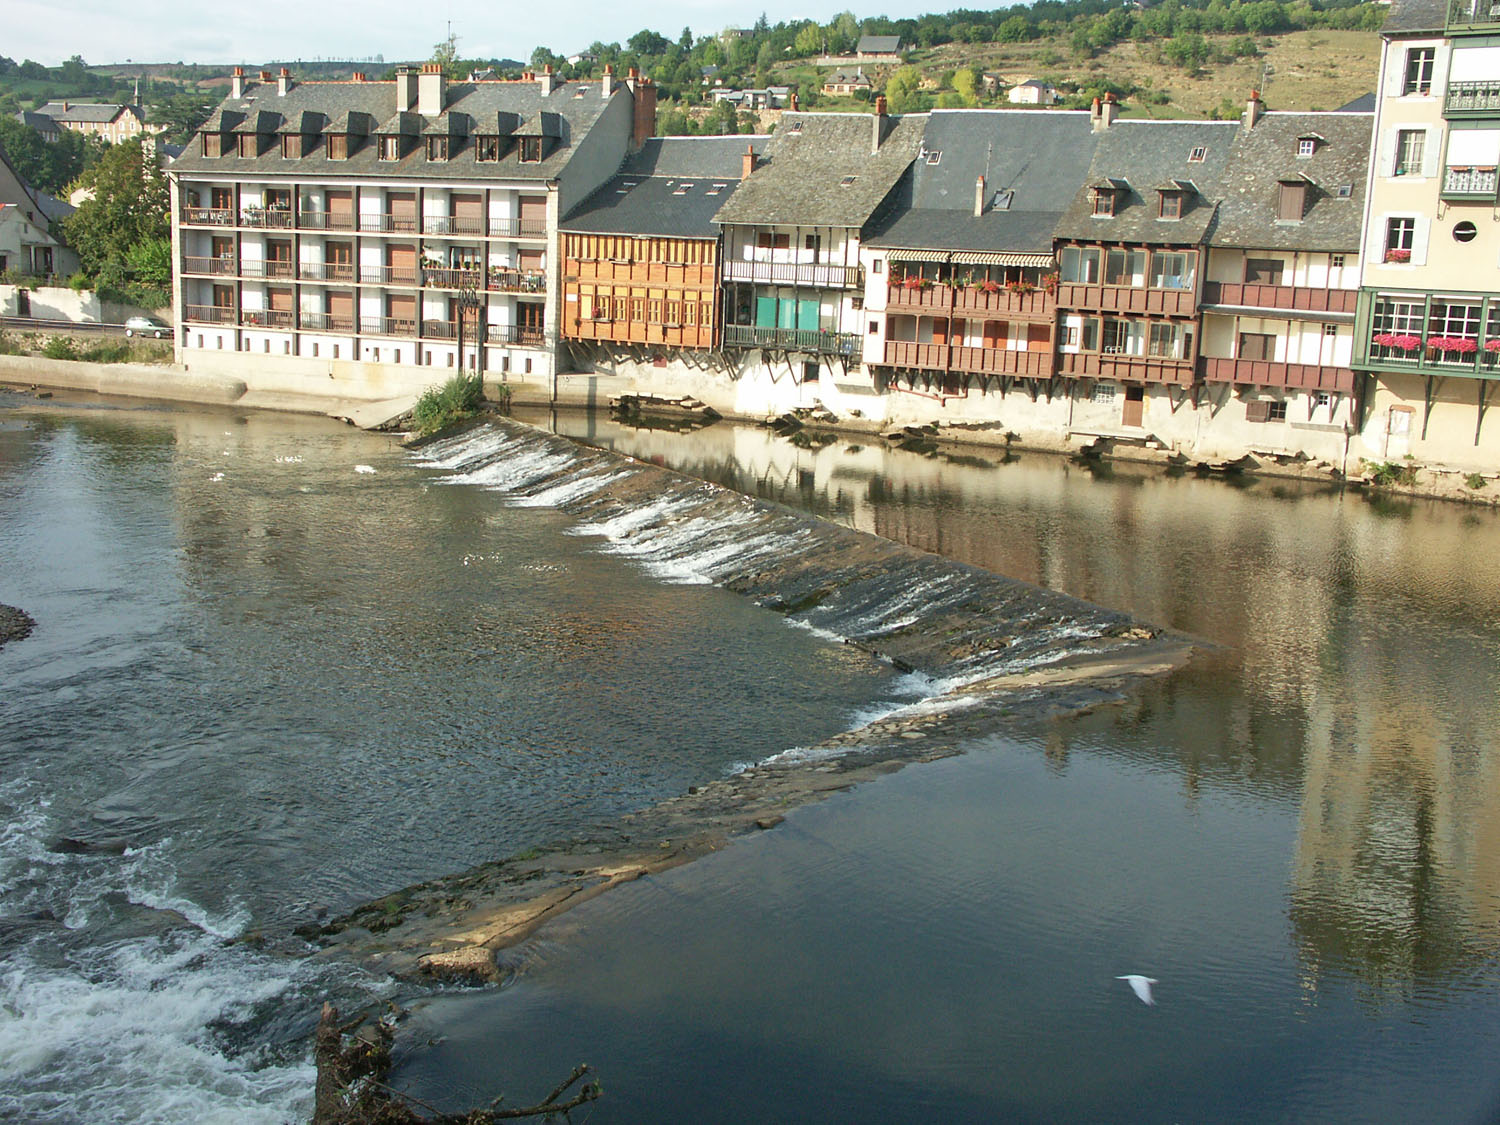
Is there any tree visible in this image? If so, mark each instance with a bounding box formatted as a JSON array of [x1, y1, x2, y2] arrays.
[[885, 65, 924, 113], [0, 117, 94, 195], [793, 24, 824, 57], [63, 138, 169, 281], [953, 67, 979, 105], [430, 30, 460, 78], [628, 29, 670, 57]]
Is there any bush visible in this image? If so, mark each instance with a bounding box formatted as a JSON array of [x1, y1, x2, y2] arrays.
[[0, 331, 22, 356], [411, 371, 485, 435], [1466, 472, 1488, 490], [41, 336, 79, 360], [1366, 459, 1419, 488]]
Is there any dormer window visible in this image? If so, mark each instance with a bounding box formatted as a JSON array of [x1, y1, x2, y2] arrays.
[[379, 135, 400, 161], [519, 136, 542, 162], [476, 135, 500, 162], [428, 136, 450, 161], [1297, 138, 1316, 158], [329, 133, 349, 160], [203, 133, 223, 157], [281, 134, 298, 158], [1092, 188, 1116, 217], [1277, 179, 1307, 222], [238, 134, 258, 157], [1188, 146, 1207, 163], [1159, 190, 1182, 220]]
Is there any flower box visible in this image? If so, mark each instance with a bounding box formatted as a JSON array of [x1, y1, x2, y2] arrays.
[[1384, 248, 1411, 263]]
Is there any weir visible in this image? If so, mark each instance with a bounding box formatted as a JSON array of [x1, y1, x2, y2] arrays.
[[317, 417, 1200, 976]]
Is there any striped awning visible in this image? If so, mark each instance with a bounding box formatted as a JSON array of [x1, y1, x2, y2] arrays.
[[950, 250, 1054, 267], [884, 248, 947, 262]]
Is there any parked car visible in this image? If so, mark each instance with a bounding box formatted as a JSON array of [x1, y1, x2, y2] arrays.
[[124, 316, 172, 339]]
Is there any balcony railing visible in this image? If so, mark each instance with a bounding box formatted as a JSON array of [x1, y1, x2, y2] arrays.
[[1444, 80, 1500, 116], [487, 268, 546, 294], [238, 259, 295, 280], [359, 316, 418, 337], [359, 265, 420, 285], [240, 207, 295, 229], [358, 213, 421, 233], [1200, 357, 1357, 392], [180, 207, 235, 226], [722, 260, 863, 289], [184, 304, 237, 325], [881, 340, 1054, 377], [421, 319, 462, 341], [1441, 165, 1499, 201], [722, 323, 862, 357], [298, 312, 356, 333], [1055, 283, 1197, 316], [886, 283, 1056, 319], [424, 216, 487, 235], [240, 308, 294, 329], [1448, 0, 1500, 28], [489, 217, 548, 239], [181, 255, 238, 276], [1200, 282, 1358, 315], [882, 340, 949, 370], [487, 325, 546, 346], [421, 267, 483, 290], [296, 211, 358, 231], [298, 261, 357, 282], [1058, 351, 1197, 385]]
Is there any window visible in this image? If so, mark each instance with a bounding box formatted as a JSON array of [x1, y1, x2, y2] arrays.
[[1092, 188, 1116, 216], [1080, 318, 1100, 351], [1148, 322, 1186, 358], [1188, 146, 1207, 163], [476, 136, 500, 161], [790, 120, 802, 133], [1149, 252, 1193, 290], [427, 136, 449, 161], [1059, 247, 1101, 284], [1091, 382, 1116, 403], [1277, 181, 1306, 222], [1454, 221, 1478, 243], [329, 134, 348, 160], [203, 133, 222, 157], [872, 259, 883, 274], [1245, 258, 1284, 285], [839, 175, 857, 186], [1238, 332, 1275, 360], [1324, 324, 1339, 338], [925, 150, 941, 165], [1330, 253, 1345, 269], [1104, 249, 1145, 287], [1159, 191, 1182, 220], [1297, 138, 1316, 158], [519, 137, 542, 162], [1267, 401, 1288, 421], [379, 135, 400, 160], [1403, 47, 1434, 96], [281, 134, 298, 158], [1385, 216, 1415, 260], [1313, 391, 1331, 408], [1395, 129, 1424, 176]]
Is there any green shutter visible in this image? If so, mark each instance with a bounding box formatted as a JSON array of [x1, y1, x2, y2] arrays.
[[798, 300, 820, 331], [755, 296, 777, 328]]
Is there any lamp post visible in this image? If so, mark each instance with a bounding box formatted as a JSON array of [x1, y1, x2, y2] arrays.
[[456, 279, 482, 385]]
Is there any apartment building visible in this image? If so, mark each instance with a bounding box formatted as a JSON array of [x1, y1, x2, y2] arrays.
[[169, 64, 650, 394], [34, 101, 153, 145], [559, 136, 766, 357], [1354, 0, 1500, 471]]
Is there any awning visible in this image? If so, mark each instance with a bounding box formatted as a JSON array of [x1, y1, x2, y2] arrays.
[[950, 250, 1053, 267], [884, 248, 949, 262]]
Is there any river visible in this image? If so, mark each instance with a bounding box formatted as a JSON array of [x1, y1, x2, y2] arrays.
[[3, 390, 1499, 1122]]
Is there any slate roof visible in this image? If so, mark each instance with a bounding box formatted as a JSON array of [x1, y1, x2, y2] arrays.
[[35, 101, 134, 124], [1054, 120, 1240, 245], [172, 76, 624, 181], [713, 111, 927, 229], [1208, 112, 1372, 252], [824, 68, 872, 87], [867, 110, 1103, 254], [15, 111, 59, 134], [858, 35, 903, 54], [1382, 0, 1449, 34], [1337, 93, 1377, 113], [562, 136, 768, 238]]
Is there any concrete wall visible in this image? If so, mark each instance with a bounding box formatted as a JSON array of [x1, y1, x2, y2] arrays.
[[0, 353, 246, 404], [0, 284, 157, 323], [1358, 370, 1500, 473], [181, 348, 448, 401]]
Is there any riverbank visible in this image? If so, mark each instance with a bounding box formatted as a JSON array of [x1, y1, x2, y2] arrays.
[[0, 604, 35, 650], [304, 417, 1201, 981]]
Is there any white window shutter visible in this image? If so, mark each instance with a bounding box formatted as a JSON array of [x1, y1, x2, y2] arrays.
[[1412, 215, 1432, 265], [1433, 43, 1452, 99], [1385, 52, 1405, 97], [1421, 128, 1442, 178], [1378, 128, 1398, 177], [1366, 213, 1387, 262]]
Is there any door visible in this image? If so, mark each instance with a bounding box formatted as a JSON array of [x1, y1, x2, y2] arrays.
[[265, 239, 293, 278], [452, 193, 483, 234], [797, 300, 820, 332], [387, 192, 417, 232], [385, 293, 416, 334], [755, 296, 777, 328], [327, 189, 354, 230], [325, 241, 353, 281], [326, 290, 354, 331], [518, 195, 547, 235], [386, 244, 417, 284], [1385, 405, 1414, 459], [1122, 384, 1145, 428]]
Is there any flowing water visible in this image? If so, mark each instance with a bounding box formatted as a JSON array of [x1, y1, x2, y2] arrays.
[[3, 391, 1500, 1122]]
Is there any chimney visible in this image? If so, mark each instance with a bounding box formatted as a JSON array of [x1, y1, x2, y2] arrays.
[[259, 69, 272, 83], [277, 67, 291, 97], [872, 95, 890, 154], [230, 67, 244, 99], [352, 71, 366, 83], [742, 143, 758, 180], [790, 92, 799, 111], [975, 175, 986, 218], [601, 64, 614, 97], [625, 65, 640, 93], [630, 77, 657, 151], [539, 63, 556, 97], [62, 100, 69, 112], [418, 62, 446, 115], [1245, 89, 1264, 128], [1093, 93, 1117, 133], [395, 66, 417, 109]]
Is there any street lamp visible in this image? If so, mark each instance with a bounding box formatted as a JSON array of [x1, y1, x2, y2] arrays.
[[455, 279, 482, 384]]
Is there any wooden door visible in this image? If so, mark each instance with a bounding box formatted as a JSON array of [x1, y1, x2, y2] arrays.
[[518, 195, 547, 234], [452, 193, 483, 234], [385, 294, 416, 332], [1122, 384, 1145, 428], [387, 192, 417, 231], [386, 244, 416, 283], [327, 189, 354, 229]]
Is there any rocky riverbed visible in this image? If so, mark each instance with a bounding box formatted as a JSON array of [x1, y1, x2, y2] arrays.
[[0, 604, 35, 650]]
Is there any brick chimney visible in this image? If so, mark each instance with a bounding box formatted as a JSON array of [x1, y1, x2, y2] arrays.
[[790, 92, 799, 111], [352, 71, 366, 83], [395, 66, 417, 109], [230, 66, 244, 99], [259, 69, 272, 83], [872, 95, 890, 154], [277, 67, 291, 97], [975, 175, 986, 217], [418, 62, 446, 115], [1245, 89, 1264, 128], [601, 64, 614, 97], [539, 63, 556, 97], [1091, 93, 1117, 133], [742, 143, 758, 180], [625, 65, 640, 93], [631, 77, 657, 151]]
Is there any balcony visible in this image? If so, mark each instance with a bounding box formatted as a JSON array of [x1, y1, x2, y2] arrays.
[[423, 216, 487, 236], [722, 260, 863, 289], [184, 304, 237, 325], [359, 265, 420, 285], [882, 340, 949, 370], [359, 316, 418, 337], [1440, 165, 1499, 202], [486, 268, 546, 294], [240, 207, 295, 229], [1200, 282, 1358, 315], [179, 207, 235, 226], [358, 213, 421, 234], [487, 325, 546, 346], [1201, 357, 1356, 392], [297, 312, 356, 333], [886, 283, 954, 312], [1448, 0, 1500, 30], [489, 217, 548, 239], [723, 323, 862, 357], [421, 267, 483, 291], [420, 319, 462, 341], [882, 340, 1054, 377], [181, 255, 237, 276], [238, 259, 295, 280], [298, 261, 357, 282], [1055, 284, 1196, 317], [1444, 80, 1500, 117], [296, 211, 358, 231], [240, 309, 294, 329], [1058, 351, 1196, 385], [886, 282, 1056, 320]]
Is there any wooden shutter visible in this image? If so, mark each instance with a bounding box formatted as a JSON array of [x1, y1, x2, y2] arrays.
[[518, 195, 547, 224], [1411, 215, 1432, 265], [1420, 128, 1441, 178], [1377, 128, 1398, 178], [1246, 400, 1271, 423]]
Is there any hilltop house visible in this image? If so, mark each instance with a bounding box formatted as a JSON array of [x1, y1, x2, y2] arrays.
[[34, 101, 154, 145], [822, 69, 873, 97]]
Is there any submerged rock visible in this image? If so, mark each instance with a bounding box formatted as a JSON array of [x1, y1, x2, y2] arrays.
[[0, 604, 34, 650]]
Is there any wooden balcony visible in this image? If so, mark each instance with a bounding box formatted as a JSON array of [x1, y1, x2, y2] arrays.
[[885, 284, 1056, 320], [1201, 356, 1356, 392], [184, 304, 237, 325], [1200, 282, 1358, 315], [722, 260, 862, 289], [1445, 79, 1500, 117], [568, 259, 716, 286], [1055, 284, 1196, 317], [1058, 351, 1197, 385], [882, 341, 1054, 377], [883, 340, 949, 370], [723, 323, 862, 357], [886, 284, 953, 312]]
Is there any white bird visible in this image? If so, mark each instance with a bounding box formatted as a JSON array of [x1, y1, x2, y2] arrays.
[[354, 465, 377, 474], [1117, 975, 1158, 1005]]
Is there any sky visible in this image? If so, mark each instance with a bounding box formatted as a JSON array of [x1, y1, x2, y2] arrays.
[[8, 0, 952, 67]]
